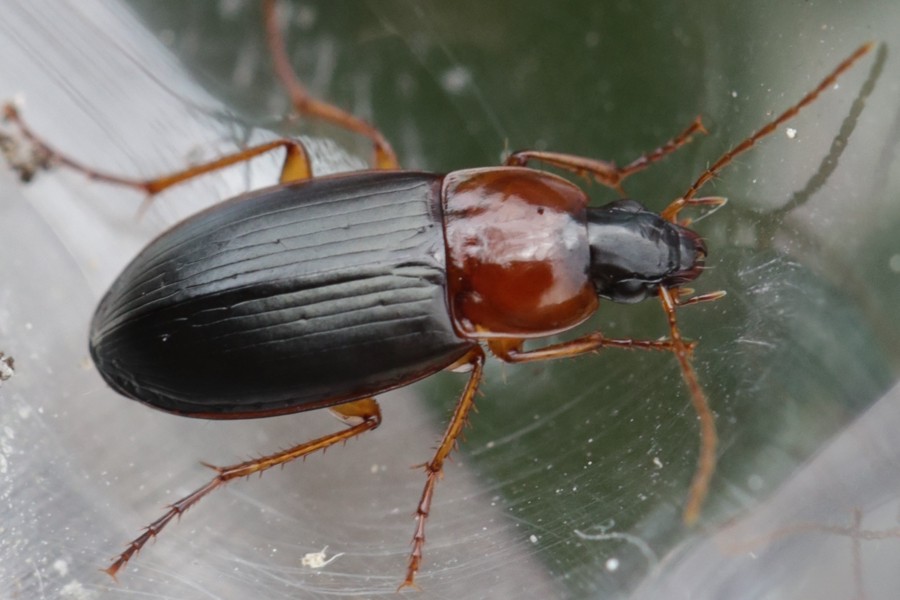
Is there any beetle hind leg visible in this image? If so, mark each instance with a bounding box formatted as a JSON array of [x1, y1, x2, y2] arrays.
[[262, 0, 399, 170], [104, 397, 381, 579]]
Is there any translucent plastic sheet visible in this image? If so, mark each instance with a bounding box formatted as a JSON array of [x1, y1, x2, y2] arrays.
[[1, 2, 900, 599]]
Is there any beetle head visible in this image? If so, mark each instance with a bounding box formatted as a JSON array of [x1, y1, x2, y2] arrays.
[[586, 199, 706, 303]]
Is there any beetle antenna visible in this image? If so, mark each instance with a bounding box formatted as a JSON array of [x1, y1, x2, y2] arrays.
[[653, 44, 874, 518], [662, 42, 874, 222], [658, 286, 717, 524]]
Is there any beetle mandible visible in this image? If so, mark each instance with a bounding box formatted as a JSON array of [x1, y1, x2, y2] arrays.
[[0, 1, 873, 589]]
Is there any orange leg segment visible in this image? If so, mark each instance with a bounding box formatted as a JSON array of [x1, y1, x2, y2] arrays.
[[505, 116, 705, 194], [487, 293, 718, 525], [487, 332, 685, 363], [262, 0, 399, 170], [2, 102, 313, 196], [400, 347, 486, 591], [104, 398, 382, 579]]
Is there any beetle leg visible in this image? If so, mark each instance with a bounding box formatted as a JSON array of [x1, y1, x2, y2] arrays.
[[2, 102, 313, 195], [104, 397, 381, 579], [400, 346, 485, 591], [487, 334, 683, 363], [505, 116, 705, 194], [262, 0, 399, 170], [488, 311, 714, 525], [676, 289, 727, 307]]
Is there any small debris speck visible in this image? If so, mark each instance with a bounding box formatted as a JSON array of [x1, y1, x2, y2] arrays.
[[0, 352, 14, 383], [440, 66, 471, 94], [301, 546, 344, 569], [53, 559, 69, 577]]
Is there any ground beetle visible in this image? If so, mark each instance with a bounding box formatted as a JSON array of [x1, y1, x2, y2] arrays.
[[0, 0, 873, 589]]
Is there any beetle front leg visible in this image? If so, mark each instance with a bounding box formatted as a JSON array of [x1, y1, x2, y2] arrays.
[[105, 397, 381, 579], [488, 318, 714, 525], [487, 332, 684, 363], [400, 347, 485, 591], [505, 116, 705, 193]]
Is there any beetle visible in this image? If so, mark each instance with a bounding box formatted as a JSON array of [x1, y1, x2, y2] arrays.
[[0, 0, 873, 588]]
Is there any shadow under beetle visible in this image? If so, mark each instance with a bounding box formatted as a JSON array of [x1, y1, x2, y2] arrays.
[[0, 1, 873, 589]]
